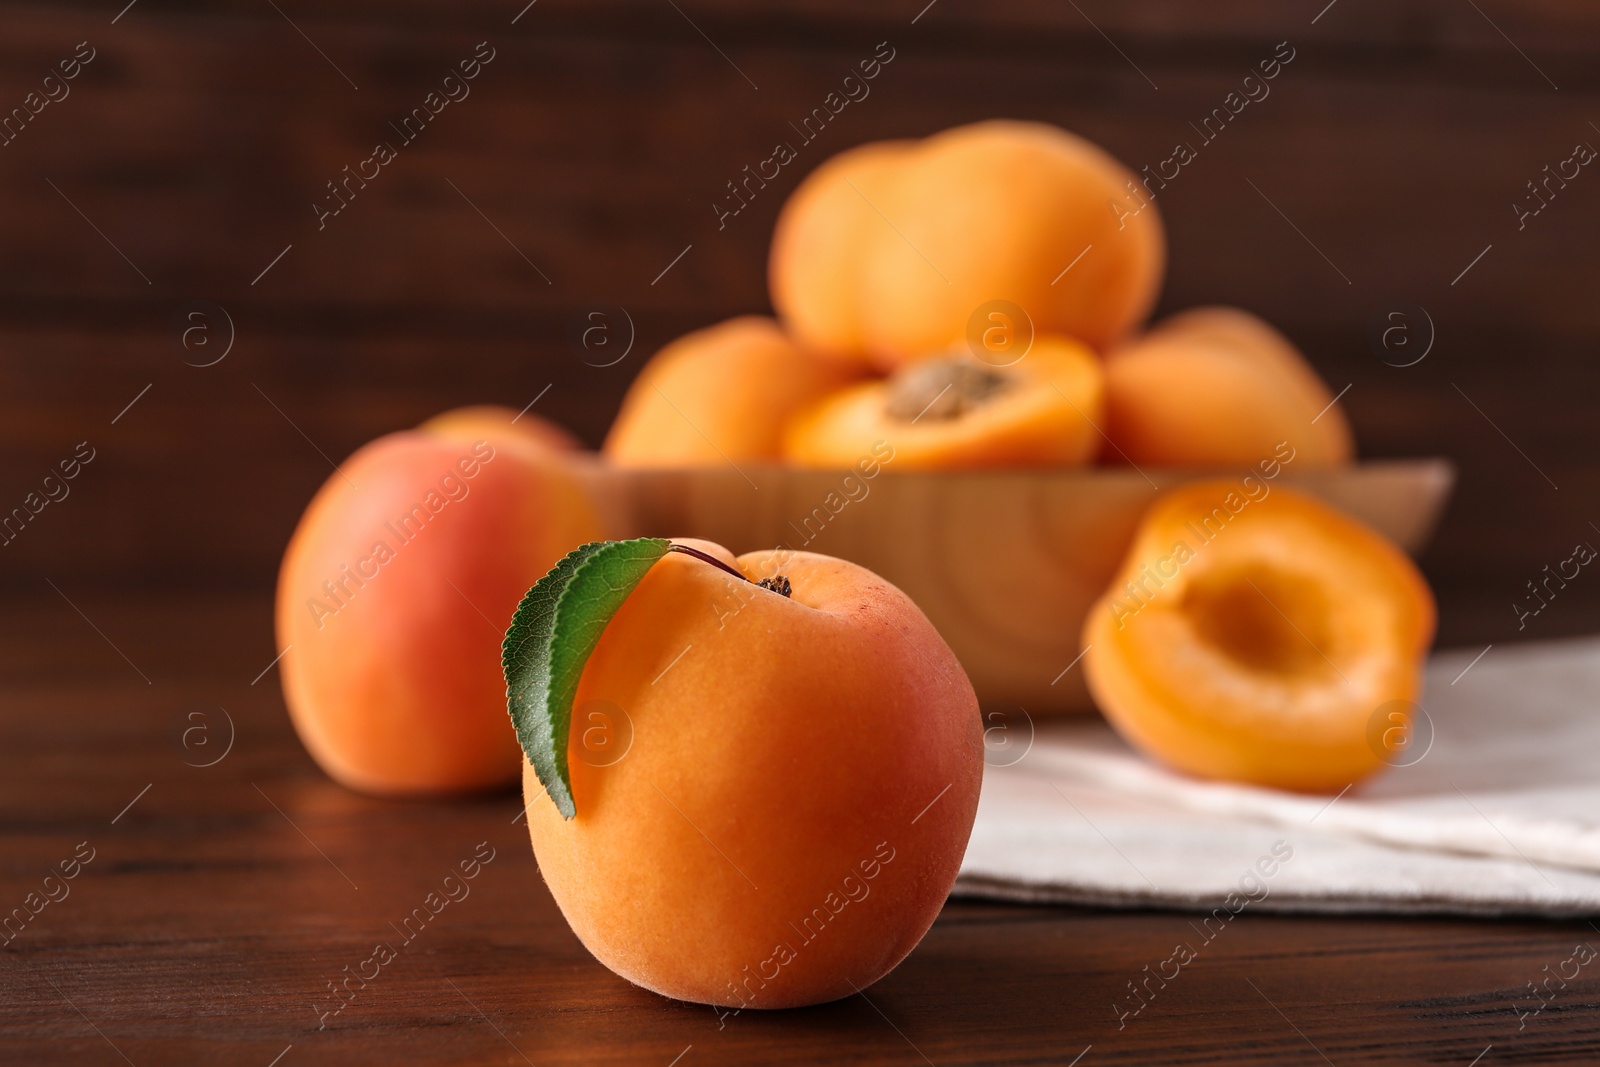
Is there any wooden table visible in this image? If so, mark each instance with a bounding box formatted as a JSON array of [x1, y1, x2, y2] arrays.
[[2, 593, 1596, 1065]]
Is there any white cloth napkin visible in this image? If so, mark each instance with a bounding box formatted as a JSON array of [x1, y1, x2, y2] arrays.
[[955, 636, 1600, 916]]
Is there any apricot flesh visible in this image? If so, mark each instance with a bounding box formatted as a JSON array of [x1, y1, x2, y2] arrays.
[[782, 337, 1105, 469], [604, 316, 858, 467], [1103, 307, 1354, 468], [277, 418, 603, 795], [770, 120, 1166, 366], [1082, 483, 1434, 791], [523, 540, 982, 1008]]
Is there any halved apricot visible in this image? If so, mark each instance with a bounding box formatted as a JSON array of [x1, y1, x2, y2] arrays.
[[1082, 482, 1435, 791], [1103, 307, 1354, 468], [603, 316, 859, 467], [782, 337, 1104, 469]]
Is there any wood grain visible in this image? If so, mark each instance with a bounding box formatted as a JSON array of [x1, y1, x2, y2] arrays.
[[582, 459, 1454, 712], [2, 590, 1599, 1064]]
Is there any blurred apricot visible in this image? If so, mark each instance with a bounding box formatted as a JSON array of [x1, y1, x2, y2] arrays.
[[770, 120, 1165, 367], [603, 316, 859, 467], [278, 418, 602, 795], [1103, 307, 1354, 468], [783, 337, 1104, 469], [1082, 482, 1435, 791]]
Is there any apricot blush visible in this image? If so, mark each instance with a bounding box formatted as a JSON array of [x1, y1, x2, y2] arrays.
[[278, 421, 602, 795]]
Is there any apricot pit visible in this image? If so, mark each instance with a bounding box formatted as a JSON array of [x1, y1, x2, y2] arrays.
[[783, 337, 1104, 469]]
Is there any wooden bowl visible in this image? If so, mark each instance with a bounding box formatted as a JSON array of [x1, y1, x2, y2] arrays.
[[576, 459, 1454, 714]]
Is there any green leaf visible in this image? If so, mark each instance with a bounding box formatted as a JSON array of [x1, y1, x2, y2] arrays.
[[502, 538, 672, 819]]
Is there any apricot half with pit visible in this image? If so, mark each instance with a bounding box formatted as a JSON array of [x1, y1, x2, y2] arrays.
[[1082, 482, 1435, 791], [782, 337, 1104, 469], [504, 538, 981, 1008]]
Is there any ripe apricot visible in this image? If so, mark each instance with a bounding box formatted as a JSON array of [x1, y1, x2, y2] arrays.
[[1082, 482, 1435, 791], [782, 337, 1105, 469], [522, 540, 982, 1008], [419, 404, 583, 453], [1103, 307, 1354, 468], [277, 417, 603, 795], [770, 120, 1165, 366], [603, 316, 859, 467], [764, 139, 913, 362]]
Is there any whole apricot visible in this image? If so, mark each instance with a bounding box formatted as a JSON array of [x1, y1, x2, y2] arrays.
[[519, 540, 981, 1008], [1082, 482, 1435, 791], [1103, 307, 1354, 468], [770, 120, 1165, 366], [603, 316, 859, 467], [277, 417, 603, 795], [782, 337, 1105, 469]]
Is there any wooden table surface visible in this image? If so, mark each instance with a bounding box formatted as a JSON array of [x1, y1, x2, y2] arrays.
[[1, 592, 1596, 1066]]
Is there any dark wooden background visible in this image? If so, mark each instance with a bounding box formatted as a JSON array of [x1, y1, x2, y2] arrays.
[[0, 0, 1597, 641], [3, 0, 1600, 1062]]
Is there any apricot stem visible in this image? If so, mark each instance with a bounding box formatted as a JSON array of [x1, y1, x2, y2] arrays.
[[667, 543, 746, 580], [667, 544, 791, 598]]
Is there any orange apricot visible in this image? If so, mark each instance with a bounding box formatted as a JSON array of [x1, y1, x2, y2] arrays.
[[782, 337, 1104, 469], [603, 316, 859, 467], [419, 404, 583, 453], [523, 539, 982, 1008], [770, 120, 1166, 367], [277, 420, 603, 795], [765, 140, 914, 363], [1103, 307, 1354, 468], [1082, 482, 1435, 791]]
